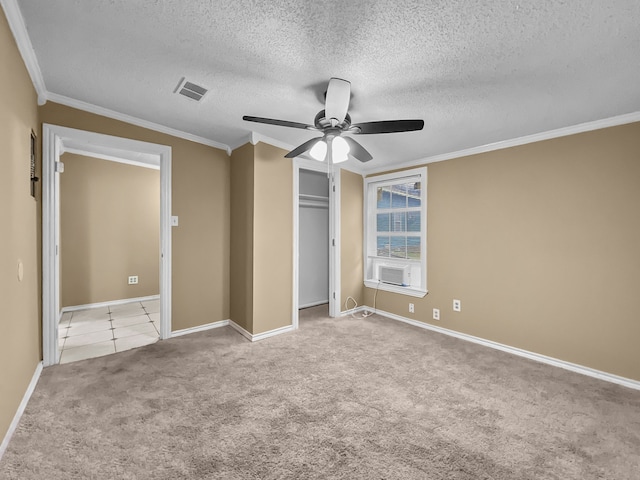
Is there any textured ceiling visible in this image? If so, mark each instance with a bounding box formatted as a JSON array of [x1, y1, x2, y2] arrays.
[[16, 0, 640, 170]]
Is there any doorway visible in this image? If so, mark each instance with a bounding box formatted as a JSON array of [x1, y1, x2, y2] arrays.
[[298, 169, 330, 309], [57, 153, 161, 363], [292, 159, 341, 328], [42, 124, 172, 366]]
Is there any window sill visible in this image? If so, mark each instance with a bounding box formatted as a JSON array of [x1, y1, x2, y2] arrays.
[[364, 280, 428, 298]]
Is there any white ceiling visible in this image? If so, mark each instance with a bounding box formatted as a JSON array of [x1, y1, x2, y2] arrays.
[[14, 0, 640, 171]]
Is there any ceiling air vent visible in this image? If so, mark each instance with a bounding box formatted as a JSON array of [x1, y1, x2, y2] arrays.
[[174, 77, 207, 102]]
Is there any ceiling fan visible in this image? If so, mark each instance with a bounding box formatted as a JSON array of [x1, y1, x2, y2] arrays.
[[243, 78, 424, 164]]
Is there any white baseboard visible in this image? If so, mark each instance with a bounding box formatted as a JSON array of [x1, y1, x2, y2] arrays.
[[61, 295, 160, 313], [253, 325, 295, 341], [369, 308, 640, 391], [171, 320, 229, 338], [228, 321, 295, 342], [0, 361, 43, 461], [340, 305, 369, 317], [228, 320, 252, 341]]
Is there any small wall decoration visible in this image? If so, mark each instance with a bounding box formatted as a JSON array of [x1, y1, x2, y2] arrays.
[[30, 130, 38, 197]]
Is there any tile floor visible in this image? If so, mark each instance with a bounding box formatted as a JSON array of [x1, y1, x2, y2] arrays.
[[58, 299, 160, 364]]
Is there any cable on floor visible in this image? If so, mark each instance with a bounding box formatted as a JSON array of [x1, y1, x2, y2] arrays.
[[344, 281, 379, 318]]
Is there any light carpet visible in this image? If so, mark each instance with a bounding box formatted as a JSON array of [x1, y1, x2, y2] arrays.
[[1, 305, 639, 479]]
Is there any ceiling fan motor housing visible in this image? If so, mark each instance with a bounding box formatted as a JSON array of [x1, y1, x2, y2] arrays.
[[314, 110, 351, 132]]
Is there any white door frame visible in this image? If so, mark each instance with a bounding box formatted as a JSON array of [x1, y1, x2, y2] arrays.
[[292, 159, 341, 329], [42, 124, 172, 366]]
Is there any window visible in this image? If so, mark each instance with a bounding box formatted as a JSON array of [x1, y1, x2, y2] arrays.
[[364, 167, 427, 297]]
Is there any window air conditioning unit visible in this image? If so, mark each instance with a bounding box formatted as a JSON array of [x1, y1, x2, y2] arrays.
[[379, 265, 411, 286]]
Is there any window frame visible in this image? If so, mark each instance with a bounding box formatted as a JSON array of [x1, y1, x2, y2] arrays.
[[363, 167, 428, 298]]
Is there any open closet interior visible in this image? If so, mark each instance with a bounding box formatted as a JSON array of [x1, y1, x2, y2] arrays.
[[298, 169, 330, 309]]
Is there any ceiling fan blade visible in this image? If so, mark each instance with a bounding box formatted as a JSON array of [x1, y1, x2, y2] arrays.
[[243, 116, 314, 130], [284, 137, 323, 158], [343, 137, 373, 163], [351, 119, 424, 134], [325, 78, 351, 125]]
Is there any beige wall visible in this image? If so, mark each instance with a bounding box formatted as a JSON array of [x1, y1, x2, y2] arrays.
[[362, 122, 640, 381], [0, 8, 41, 444], [229, 142, 293, 335], [60, 153, 160, 307], [230, 143, 254, 332], [253, 142, 293, 334], [340, 169, 364, 308], [40, 102, 230, 330]]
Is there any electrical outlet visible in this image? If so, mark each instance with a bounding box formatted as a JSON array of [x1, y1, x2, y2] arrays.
[[453, 299, 461, 312], [409, 303, 415, 313], [128, 275, 138, 285], [433, 308, 440, 320]]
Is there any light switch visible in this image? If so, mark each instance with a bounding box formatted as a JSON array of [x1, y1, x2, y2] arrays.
[[171, 216, 179, 226]]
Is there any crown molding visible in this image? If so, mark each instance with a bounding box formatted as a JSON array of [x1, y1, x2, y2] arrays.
[[1, 0, 47, 104], [227, 132, 296, 153], [1, 2, 232, 154], [363, 111, 640, 175], [227, 134, 251, 152], [250, 132, 295, 152], [230, 132, 365, 175], [46, 92, 231, 154]]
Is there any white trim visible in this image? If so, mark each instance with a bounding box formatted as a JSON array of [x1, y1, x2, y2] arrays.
[[364, 280, 428, 298], [363, 111, 640, 174], [61, 295, 160, 313], [250, 132, 295, 152], [159, 139, 172, 341], [252, 325, 296, 341], [371, 308, 640, 391], [228, 320, 253, 341], [51, 124, 168, 160], [42, 124, 172, 366], [227, 136, 251, 153], [0, 362, 43, 461], [63, 147, 160, 170], [340, 305, 368, 317], [228, 321, 295, 342], [292, 161, 300, 330], [0, 0, 47, 104], [226, 134, 251, 152], [171, 320, 229, 338], [42, 126, 57, 366], [45, 92, 231, 154], [330, 167, 341, 318]]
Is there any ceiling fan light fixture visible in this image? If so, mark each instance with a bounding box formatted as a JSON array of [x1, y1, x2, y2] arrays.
[[331, 136, 350, 163], [309, 140, 327, 161]]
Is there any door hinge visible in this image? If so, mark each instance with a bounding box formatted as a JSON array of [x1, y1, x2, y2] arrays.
[[332, 238, 335, 247], [333, 292, 336, 299]]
